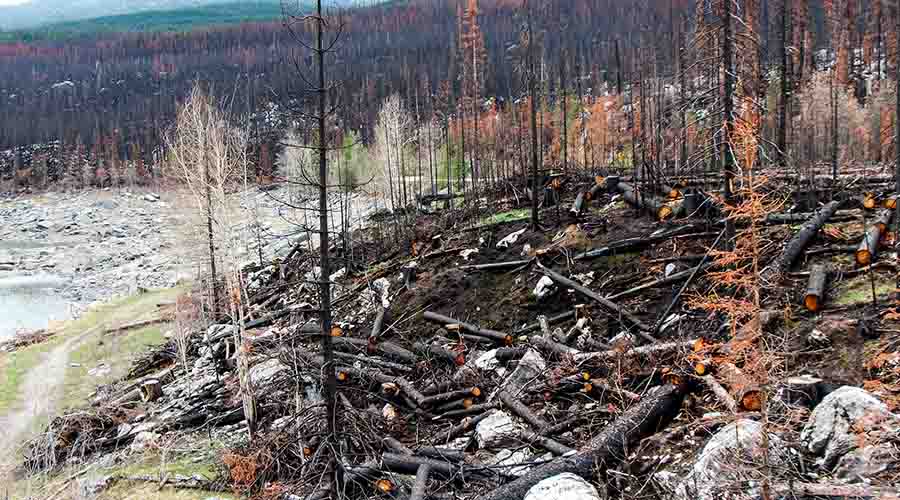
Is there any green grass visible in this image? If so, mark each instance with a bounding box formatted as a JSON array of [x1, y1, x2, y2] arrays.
[[0, 287, 185, 439], [833, 275, 895, 307], [61, 324, 170, 410], [481, 208, 530, 226]]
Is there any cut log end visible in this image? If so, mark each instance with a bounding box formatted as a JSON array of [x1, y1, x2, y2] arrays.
[[856, 249, 872, 266], [694, 363, 707, 376], [375, 479, 395, 493], [658, 206, 673, 220], [804, 294, 819, 312], [668, 189, 680, 199], [864, 196, 877, 210], [740, 391, 764, 411], [883, 197, 897, 209], [471, 387, 482, 397]]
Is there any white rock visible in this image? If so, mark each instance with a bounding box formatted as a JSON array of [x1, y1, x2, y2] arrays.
[[523, 473, 601, 500], [476, 410, 525, 449], [497, 228, 527, 249], [668, 419, 786, 500], [521, 243, 532, 256], [801, 386, 900, 466], [474, 349, 502, 374], [249, 358, 285, 386], [505, 349, 545, 393], [533, 276, 555, 300], [460, 248, 480, 260], [489, 448, 539, 477], [382, 404, 398, 422], [130, 431, 162, 453]]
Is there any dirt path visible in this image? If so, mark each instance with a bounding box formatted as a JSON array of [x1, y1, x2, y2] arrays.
[[0, 327, 98, 481]]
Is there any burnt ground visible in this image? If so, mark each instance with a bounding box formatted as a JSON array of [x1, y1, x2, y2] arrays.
[[15, 175, 900, 499]]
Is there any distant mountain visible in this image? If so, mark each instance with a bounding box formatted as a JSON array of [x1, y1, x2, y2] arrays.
[[0, 0, 284, 30]]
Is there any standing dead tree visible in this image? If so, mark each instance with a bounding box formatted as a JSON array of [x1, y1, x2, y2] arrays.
[[165, 82, 257, 437], [279, 0, 346, 496]]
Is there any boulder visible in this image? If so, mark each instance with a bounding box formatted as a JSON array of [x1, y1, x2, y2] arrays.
[[476, 410, 525, 449], [130, 431, 162, 453], [801, 386, 900, 466], [523, 473, 601, 500], [504, 348, 545, 393], [665, 419, 786, 500], [834, 443, 897, 482], [249, 358, 285, 386]]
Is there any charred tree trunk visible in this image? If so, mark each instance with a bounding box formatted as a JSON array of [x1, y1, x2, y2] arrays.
[[778, 0, 791, 166], [480, 385, 684, 500], [722, 0, 736, 245]]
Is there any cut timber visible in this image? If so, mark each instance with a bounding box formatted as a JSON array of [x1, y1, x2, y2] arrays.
[[459, 259, 533, 272], [421, 387, 481, 407], [569, 191, 586, 218], [370, 306, 386, 340], [608, 262, 711, 301], [520, 429, 574, 455], [479, 384, 685, 500], [333, 337, 417, 364], [517, 311, 575, 333], [775, 200, 843, 273], [765, 209, 859, 225], [538, 264, 653, 336], [716, 362, 763, 411], [104, 317, 166, 335], [574, 339, 696, 364], [499, 389, 550, 430], [699, 375, 737, 413], [530, 335, 579, 358], [382, 452, 488, 480], [423, 311, 512, 345], [140, 379, 162, 402], [804, 265, 829, 312], [441, 412, 491, 443], [414, 341, 465, 366], [575, 224, 700, 260], [616, 182, 672, 220], [857, 210, 892, 266], [410, 465, 431, 500]]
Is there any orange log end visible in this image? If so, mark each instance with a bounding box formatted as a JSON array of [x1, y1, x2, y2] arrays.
[[856, 249, 872, 266], [658, 206, 673, 220], [695, 363, 707, 376], [864, 196, 877, 210], [375, 479, 395, 493], [471, 387, 482, 397], [741, 391, 764, 412], [804, 294, 819, 312]]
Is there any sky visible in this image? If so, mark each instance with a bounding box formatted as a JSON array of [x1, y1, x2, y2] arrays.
[[0, 0, 30, 5]]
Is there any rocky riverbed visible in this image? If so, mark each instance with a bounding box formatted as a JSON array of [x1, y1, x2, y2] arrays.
[[0, 187, 382, 339]]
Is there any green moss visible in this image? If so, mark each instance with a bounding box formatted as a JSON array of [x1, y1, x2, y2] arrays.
[[833, 275, 895, 306], [481, 208, 530, 226]]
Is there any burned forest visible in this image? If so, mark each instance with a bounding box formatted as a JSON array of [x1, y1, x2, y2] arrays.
[[4, 0, 900, 500]]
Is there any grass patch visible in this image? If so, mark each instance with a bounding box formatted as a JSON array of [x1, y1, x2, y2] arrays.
[[833, 275, 895, 307], [481, 208, 530, 226], [61, 324, 170, 410]]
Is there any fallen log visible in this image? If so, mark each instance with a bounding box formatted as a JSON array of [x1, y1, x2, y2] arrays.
[[414, 341, 466, 366], [617, 182, 672, 220], [423, 311, 512, 345], [410, 465, 431, 500], [415, 446, 466, 462], [494, 347, 528, 361], [538, 264, 653, 337], [774, 200, 843, 273], [698, 375, 737, 412], [716, 362, 763, 411], [421, 387, 481, 407], [244, 307, 292, 330], [608, 262, 712, 301], [382, 452, 486, 480], [857, 210, 893, 266], [804, 264, 828, 312], [520, 429, 574, 456], [499, 389, 550, 430], [140, 380, 162, 402], [517, 311, 576, 333], [575, 224, 700, 260], [104, 317, 167, 335], [459, 260, 533, 272], [441, 412, 491, 443], [479, 384, 684, 500], [370, 306, 386, 340], [574, 339, 696, 364], [529, 335, 579, 358], [569, 191, 586, 218], [764, 209, 859, 225], [333, 337, 417, 365], [439, 401, 500, 419], [333, 351, 412, 373]]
